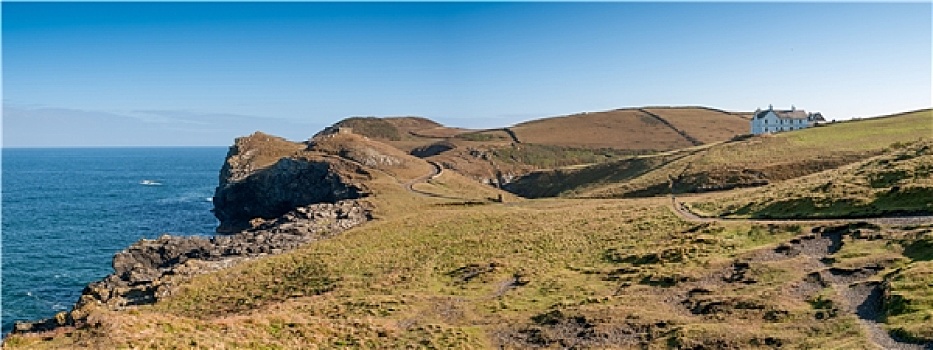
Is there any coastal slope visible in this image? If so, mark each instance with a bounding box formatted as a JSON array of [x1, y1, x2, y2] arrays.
[[6, 107, 932, 349]]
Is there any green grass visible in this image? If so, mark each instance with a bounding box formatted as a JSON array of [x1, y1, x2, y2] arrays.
[[505, 152, 684, 198], [456, 132, 507, 142], [786, 110, 931, 151], [885, 261, 933, 342], [490, 143, 651, 169], [11, 195, 860, 348], [9, 110, 933, 348], [157, 254, 336, 317], [516, 109, 932, 199], [692, 140, 933, 219]]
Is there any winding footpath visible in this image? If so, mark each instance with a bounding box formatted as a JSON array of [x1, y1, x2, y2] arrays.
[[405, 160, 466, 200], [401, 161, 933, 348], [670, 195, 932, 349]]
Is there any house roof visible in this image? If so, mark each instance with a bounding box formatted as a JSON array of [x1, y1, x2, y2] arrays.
[[754, 109, 810, 120]]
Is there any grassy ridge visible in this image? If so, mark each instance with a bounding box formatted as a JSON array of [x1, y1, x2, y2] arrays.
[[505, 152, 687, 198], [490, 144, 651, 169], [509, 108, 747, 150], [324, 107, 755, 185], [515, 109, 932, 199], [641, 107, 750, 144], [689, 140, 933, 219], [7, 109, 933, 348], [332, 117, 404, 141], [14, 192, 920, 348]]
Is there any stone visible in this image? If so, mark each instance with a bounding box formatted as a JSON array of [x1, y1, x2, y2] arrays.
[[212, 133, 372, 233], [12, 131, 382, 335]]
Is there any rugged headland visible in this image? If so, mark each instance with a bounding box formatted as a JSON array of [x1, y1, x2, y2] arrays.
[[6, 107, 933, 349], [11, 131, 382, 334]]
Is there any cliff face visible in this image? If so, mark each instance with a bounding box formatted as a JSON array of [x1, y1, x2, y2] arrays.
[[212, 132, 371, 233], [12, 128, 436, 336], [12, 130, 392, 335], [94, 200, 371, 308]]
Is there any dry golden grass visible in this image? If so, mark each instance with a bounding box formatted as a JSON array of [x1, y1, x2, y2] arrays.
[[321, 107, 754, 186], [689, 140, 933, 219], [228, 131, 307, 170], [550, 109, 933, 199], [511, 107, 748, 150], [511, 109, 695, 150], [11, 191, 908, 348], [413, 170, 522, 203], [641, 107, 750, 144], [8, 110, 932, 349], [310, 132, 435, 182], [408, 126, 473, 138]]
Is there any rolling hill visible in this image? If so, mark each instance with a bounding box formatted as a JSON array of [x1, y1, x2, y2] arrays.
[[687, 140, 933, 219], [7, 107, 933, 349], [506, 109, 933, 199], [321, 107, 754, 186]]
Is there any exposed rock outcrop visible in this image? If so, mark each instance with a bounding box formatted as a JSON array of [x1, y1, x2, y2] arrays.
[[13, 200, 371, 334], [13, 129, 420, 335], [213, 132, 371, 233]]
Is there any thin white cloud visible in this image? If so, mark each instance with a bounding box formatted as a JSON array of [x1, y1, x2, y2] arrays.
[[2, 105, 326, 147]]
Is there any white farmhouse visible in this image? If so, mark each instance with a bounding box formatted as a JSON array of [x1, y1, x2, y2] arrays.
[[751, 105, 825, 135]]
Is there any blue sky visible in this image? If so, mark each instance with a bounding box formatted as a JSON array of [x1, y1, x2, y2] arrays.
[[3, 2, 931, 147]]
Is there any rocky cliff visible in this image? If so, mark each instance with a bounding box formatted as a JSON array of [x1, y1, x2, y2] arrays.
[[212, 132, 373, 233], [13, 200, 371, 334], [12, 130, 399, 335]]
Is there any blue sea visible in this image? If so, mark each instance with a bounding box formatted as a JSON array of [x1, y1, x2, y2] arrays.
[[2, 147, 228, 335]]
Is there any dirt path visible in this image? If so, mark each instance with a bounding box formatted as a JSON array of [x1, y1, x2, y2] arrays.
[[404, 160, 464, 200], [837, 281, 931, 350], [668, 196, 932, 349], [405, 160, 442, 193]]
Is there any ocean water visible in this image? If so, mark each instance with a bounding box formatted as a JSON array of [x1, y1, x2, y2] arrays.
[[2, 147, 228, 334]]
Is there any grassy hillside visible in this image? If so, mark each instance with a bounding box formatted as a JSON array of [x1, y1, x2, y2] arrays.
[[510, 107, 747, 150], [11, 108, 933, 349], [318, 107, 753, 185], [8, 112, 933, 348], [11, 184, 932, 347], [330, 116, 458, 143], [641, 107, 750, 144], [688, 140, 933, 219], [504, 151, 692, 198], [513, 109, 931, 199], [331, 107, 751, 155]]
